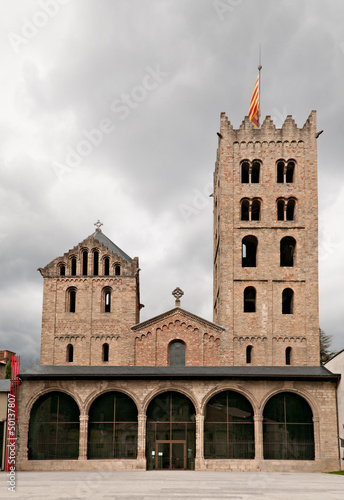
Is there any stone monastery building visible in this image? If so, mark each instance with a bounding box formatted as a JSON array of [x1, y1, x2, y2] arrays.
[[17, 111, 340, 471]]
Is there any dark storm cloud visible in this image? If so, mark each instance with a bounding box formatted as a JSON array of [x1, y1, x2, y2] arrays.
[[0, 0, 343, 363]]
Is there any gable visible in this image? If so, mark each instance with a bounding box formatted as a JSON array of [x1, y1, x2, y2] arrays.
[[39, 230, 137, 278], [132, 308, 225, 367]]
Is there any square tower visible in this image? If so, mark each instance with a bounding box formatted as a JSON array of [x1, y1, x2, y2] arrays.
[[39, 228, 140, 366], [213, 112, 320, 366]]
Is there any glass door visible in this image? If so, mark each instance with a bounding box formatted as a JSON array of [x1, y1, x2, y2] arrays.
[[156, 440, 186, 470]]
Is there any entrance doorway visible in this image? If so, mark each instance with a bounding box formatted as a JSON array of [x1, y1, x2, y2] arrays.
[[156, 440, 186, 470], [146, 391, 196, 470]]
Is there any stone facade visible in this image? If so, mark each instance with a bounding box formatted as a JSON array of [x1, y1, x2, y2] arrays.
[[16, 376, 339, 472], [16, 112, 341, 472]]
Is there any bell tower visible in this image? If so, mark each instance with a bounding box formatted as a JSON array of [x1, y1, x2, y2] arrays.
[[39, 223, 140, 366], [213, 111, 320, 366]]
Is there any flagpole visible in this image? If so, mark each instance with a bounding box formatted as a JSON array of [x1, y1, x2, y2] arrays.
[[258, 45, 262, 127]]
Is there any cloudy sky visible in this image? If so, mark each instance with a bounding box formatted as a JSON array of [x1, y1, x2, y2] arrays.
[[0, 0, 343, 366]]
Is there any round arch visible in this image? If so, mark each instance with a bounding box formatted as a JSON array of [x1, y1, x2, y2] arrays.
[[28, 390, 80, 460], [25, 387, 82, 420], [87, 391, 138, 460], [262, 390, 315, 460], [259, 388, 319, 420], [145, 390, 197, 470], [84, 388, 141, 416], [201, 385, 258, 417], [142, 386, 199, 415], [203, 389, 255, 460]]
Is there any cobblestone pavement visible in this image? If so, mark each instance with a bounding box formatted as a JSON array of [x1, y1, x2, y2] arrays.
[[1, 470, 344, 500]]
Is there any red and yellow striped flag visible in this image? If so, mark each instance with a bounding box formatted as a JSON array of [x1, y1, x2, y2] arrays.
[[248, 74, 260, 128]]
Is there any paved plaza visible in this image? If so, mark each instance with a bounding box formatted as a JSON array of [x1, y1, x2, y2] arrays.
[[1, 470, 344, 500]]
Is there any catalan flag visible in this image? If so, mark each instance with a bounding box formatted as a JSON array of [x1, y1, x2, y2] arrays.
[[248, 74, 260, 128]]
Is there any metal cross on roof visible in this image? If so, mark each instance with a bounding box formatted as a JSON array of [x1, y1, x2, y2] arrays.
[[172, 287, 184, 307], [94, 220, 103, 232]]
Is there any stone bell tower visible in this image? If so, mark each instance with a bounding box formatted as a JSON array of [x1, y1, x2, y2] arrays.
[[39, 222, 140, 366], [213, 111, 320, 366]]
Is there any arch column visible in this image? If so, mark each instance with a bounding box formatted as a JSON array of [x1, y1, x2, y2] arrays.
[[254, 415, 264, 460], [17, 418, 29, 463], [195, 413, 204, 470], [78, 414, 88, 460], [137, 414, 147, 467], [313, 416, 320, 460]]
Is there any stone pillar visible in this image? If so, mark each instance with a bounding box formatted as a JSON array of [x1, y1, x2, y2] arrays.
[[17, 418, 29, 465], [195, 414, 204, 470], [78, 415, 88, 460], [254, 415, 264, 460], [137, 414, 147, 469], [313, 416, 320, 460]]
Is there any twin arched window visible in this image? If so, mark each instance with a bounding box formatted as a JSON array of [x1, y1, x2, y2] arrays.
[[277, 198, 296, 221], [277, 159, 295, 183], [241, 198, 261, 221], [241, 160, 261, 183]]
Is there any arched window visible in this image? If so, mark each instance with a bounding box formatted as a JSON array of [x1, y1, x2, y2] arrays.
[[102, 287, 112, 313], [282, 288, 294, 314], [246, 345, 253, 364], [241, 161, 249, 183], [67, 288, 76, 313], [169, 340, 186, 366], [82, 250, 88, 276], [251, 199, 260, 221], [204, 391, 254, 459], [28, 392, 80, 460], [93, 251, 99, 276], [277, 199, 285, 221], [242, 236, 257, 267], [285, 346, 292, 365], [286, 161, 295, 183], [241, 160, 261, 184], [88, 392, 138, 459], [244, 287, 256, 313], [276, 160, 296, 183], [280, 236, 296, 267], [146, 391, 196, 470], [277, 161, 284, 183], [71, 257, 77, 276], [251, 161, 260, 183], [59, 264, 66, 276], [115, 265, 121, 276], [66, 344, 74, 363], [241, 199, 250, 221], [102, 343, 109, 362], [263, 392, 314, 460], [104, 257, 110, 276], [286, 199, 295, 221]]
